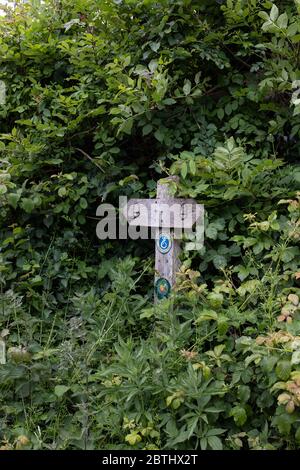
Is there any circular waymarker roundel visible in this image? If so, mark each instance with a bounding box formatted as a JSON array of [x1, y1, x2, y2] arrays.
[[157, 233, 172, 254], [155, 278, 171, 300]]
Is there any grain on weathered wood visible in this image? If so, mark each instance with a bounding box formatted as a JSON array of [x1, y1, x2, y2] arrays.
[[123, 175, 204, 301]]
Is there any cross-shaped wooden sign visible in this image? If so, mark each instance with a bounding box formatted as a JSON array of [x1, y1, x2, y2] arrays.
[[123, 176, 204, 301]]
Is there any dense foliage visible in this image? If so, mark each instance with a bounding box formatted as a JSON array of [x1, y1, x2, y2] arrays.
[[0, 0, 299, 450]]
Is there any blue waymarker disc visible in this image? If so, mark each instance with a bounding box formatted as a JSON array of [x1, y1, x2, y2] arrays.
[[157, 233, 172, 254]]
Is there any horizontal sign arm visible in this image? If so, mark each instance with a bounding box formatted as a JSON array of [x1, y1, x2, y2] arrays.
[[123, 198, 204, 228]]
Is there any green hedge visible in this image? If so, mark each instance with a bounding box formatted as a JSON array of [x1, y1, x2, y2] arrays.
[[0, 0, 299, 450]]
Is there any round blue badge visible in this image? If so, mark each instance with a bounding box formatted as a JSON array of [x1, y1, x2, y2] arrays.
[[157, 233, 172, 254]]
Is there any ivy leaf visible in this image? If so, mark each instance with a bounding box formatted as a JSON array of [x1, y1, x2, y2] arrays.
[[277, 13, 288, 30], [125, 432, 142, 446], [20, 198, 35, 213], [140, 308, 154, 319], [273, 413, 294, 435], [154, 128, 164, 143], [150, 42, 160, 52], [0, 184, 7, 195], [213, 255, 227, 269], [261, 356, 278, 373], [217, 108, 224, 119], [142, 124, 153, 136], [281, 247, 298, 263], [206, 225, 217, 240], [119, 118, 133, 135], [79, 198, 88, 209], [58, 187, 67, 197], [183, 79, 191, 96], [238, 385, 251, 403], [230, 405, 247, 426]]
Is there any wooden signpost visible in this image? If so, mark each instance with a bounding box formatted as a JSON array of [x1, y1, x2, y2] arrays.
[[124, 176, 204, 301]]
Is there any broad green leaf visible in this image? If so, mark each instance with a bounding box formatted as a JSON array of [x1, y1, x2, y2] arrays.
[[238, 385, 250, 403], [291, 350, 300, 365], [183, 79, 191, 96], [58, 187, 67, 197], [196, 310, 218, 322], [125, 432, 142, 445], [206, 225, 218, 239], [206, 428, 226, 436], [169, 429, 191, 446], [150, 42, 160, 52], [277, 13, 288, 30], [54, 385, 70, 397], [236, 266, 250, 281], [195, 72, 201, 84], [200, 437, 207, 450], [119, 118, 133, 135], [162, 98, 176, 105], [287, 22, 298, 37], [275, 361, 291, 380], [213, 255, 227, 269], [189, 159, 196, 175], [148, 59, 158, 72], [230, 406, 247, 426], [181, 162, 188, 179], [207, 435, 223, 450], [295, 426, 300, 444], [79, 197, 88, 209], [258, 11, 270, 21], [154, 128, 164, 143], [270, 4, 279, 22], [64, 18, 80, 31], [140, 308, 154, 319], [273, 413, 295, 435], [142, 124, 153, 136], [217, 108, 224, 119], [0, 183, 7, 195], [20, 198, 35, 213]]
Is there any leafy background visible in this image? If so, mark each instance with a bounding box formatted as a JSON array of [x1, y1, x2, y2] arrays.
[[0, 0, 299, 450]]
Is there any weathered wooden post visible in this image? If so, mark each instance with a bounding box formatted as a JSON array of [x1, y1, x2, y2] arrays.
[[123, 176, 203, 301], [154, 176, 181, 300]]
